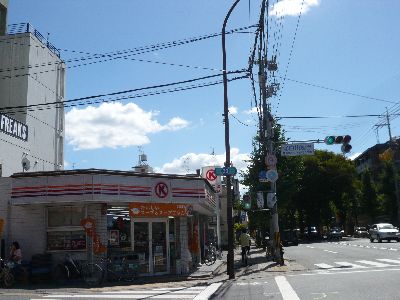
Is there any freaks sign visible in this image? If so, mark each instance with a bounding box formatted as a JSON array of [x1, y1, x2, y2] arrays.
[[0, 113, 28, 141]]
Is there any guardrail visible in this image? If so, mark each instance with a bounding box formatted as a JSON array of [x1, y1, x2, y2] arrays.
[[7, 23, 61, 58]]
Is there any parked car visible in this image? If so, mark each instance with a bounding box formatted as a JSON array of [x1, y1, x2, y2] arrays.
[[328, 227, 343, 240], [354, 226, 369, 238], [369, 223, 400, 243], [304, 226, 320, 240], [281, 229, 299, 246]]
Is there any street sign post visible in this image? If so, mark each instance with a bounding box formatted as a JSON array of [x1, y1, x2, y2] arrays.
[[215, 167, 237, 176], [281, 143, 314, 156], [265, 154, 277, 166], [266, 169, 279, 182], [267, 192, 277, 208]]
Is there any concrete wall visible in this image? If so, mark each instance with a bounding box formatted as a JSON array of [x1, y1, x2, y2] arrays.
[[9, 204, 46, 260], [0, 32, 65, 176]]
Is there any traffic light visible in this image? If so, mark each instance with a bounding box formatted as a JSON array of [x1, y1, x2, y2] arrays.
[[341, 135, 352, 153], [243, 194, 251, 210], [324, 136, 335, 145], [324, 135, 352, 153]]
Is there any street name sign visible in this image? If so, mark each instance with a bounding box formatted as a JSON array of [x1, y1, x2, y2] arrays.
[[281, 143, 314, 156], [214, 167, 237, 176]]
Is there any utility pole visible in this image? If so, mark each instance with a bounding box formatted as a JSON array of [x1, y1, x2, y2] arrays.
[[385, 108, 400, 225], [258, 0, 282, 263], [222, 0, 241, 280]]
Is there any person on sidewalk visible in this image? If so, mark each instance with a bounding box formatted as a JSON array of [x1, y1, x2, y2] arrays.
[[239, 229, 251, 265]]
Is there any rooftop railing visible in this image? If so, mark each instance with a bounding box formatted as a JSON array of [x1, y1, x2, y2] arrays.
[[7, 23, 61, 58]]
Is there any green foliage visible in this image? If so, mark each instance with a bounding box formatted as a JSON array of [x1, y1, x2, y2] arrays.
[[241, 122, 361, 231]]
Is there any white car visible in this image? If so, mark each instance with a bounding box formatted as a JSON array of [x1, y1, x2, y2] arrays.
[[369, 223, 400, 243]]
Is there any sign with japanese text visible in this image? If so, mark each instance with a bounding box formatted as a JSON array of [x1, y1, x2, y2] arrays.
[[281, 143, 314, 156], [129, 202, 192, 217]]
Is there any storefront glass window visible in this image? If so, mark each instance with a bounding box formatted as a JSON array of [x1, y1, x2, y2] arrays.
[[47, 206, 86, 251], [152, 221, 167, 273], [107, 206, 131, 249]]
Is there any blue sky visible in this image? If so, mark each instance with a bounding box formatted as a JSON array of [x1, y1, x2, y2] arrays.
[[8, 1, 400, 186]]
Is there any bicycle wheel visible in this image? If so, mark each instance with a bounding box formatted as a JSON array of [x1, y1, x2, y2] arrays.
[[3, 271, 14, 288], [204, 252, 216, 266], [53, 264, 68, 285], [81, 263, 103, 286]]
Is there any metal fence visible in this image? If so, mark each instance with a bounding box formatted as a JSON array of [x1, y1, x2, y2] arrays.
[[7, 23, 61, 58]]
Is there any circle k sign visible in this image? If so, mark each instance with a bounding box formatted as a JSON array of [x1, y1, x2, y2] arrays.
[[155, 182, 169, 198]]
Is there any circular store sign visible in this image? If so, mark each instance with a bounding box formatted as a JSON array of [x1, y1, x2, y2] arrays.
[[155, 182, 169, 198], [206, 169, 217, 181]]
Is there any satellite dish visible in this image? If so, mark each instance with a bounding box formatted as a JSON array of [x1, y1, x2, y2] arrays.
[[22, 157, 30, 171]]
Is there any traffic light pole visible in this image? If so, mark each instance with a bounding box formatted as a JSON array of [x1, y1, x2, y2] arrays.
[[222, 0, 241, 280]]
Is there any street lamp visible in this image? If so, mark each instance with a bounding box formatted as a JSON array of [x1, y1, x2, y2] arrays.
[[222, 0, 241, 280]]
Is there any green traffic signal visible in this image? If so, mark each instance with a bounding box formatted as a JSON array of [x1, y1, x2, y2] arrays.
[[244, 202, 251, 210], [324, 136, 335, 145]]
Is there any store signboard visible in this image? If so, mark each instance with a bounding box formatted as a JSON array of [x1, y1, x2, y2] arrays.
[[0, 113, 28, 141], [129, 202, 192, 217]]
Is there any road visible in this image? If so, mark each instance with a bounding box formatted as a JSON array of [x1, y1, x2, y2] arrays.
[[212, 237, 400, 300], [1, 238, 400, 299]]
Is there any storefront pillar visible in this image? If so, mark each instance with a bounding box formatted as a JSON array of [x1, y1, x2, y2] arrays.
[[179, 216, 191, 274]]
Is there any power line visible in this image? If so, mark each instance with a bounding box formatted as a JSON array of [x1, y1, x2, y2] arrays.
[[280, 76, 398, 105], [0, 72, 249, 115], [274, 0, 305, 115], [0, 25, 257, 78]]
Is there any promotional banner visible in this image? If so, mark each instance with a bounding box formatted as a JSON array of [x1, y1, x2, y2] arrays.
[[129, 202, 192, 217]]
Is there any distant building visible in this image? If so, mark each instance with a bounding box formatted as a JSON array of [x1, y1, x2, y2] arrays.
[[0, 20, 65, 176], [353, 139, 400, 178]]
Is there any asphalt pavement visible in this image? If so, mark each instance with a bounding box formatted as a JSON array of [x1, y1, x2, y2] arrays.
[[212, 237, 400, 300]]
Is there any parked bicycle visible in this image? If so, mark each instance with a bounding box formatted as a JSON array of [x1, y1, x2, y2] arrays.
[[204, 242, 219, 266], [53, 254, 102, 286], [97, 256, 139, 283], [0, 259, 14, 287]]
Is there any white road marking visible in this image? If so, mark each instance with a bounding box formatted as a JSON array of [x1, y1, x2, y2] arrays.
[[306, 246, 315, 249], [356, 260, 392, 267], [275, 276, 300, 300], [380, 247, 387, 250], [323, 249, 338, 254], [293, 267, 400, 277], [152, 295, 195, 299], [44, 295, 151, 298], [334, 262, 367, 269], [388, 248, 398, 251], [315, 263, 334, 269], [377, 258, 400, 264], [193, 283, 222, 300]]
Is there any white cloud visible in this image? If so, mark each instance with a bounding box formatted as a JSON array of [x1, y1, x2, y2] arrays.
[[154, 148, 250, 175], [65, 102, 190, 150], [243, 107, 258, 115], [270, 0, 320, 17], [64, 160, 69, 168], [229, 106, 238, 115], [348, 152, 361, 160]]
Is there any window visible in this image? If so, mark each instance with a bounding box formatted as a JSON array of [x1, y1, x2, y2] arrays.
[[47, 206, 86, 251]]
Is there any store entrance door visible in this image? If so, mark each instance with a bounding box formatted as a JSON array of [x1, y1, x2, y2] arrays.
[[132, 219, 169, 275]]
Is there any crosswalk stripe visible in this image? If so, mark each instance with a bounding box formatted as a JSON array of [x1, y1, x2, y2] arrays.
[[315, 263, 334, 269], [334, 262, 367, 269], [151, 295, 195, 299], [356, 260, 392, 267], [377, 259, 400, 264]]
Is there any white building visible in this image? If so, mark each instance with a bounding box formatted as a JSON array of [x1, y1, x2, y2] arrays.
[[0, 16, 65, 176]]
